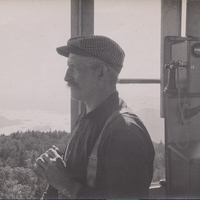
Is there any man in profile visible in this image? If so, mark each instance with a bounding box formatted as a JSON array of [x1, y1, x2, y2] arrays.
[[36, 35, 155, 199]]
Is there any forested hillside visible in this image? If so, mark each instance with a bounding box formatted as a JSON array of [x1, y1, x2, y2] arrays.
[[0, 131, 165, 199]]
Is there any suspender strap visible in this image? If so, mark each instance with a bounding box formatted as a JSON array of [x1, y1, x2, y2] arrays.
[[86, 108, 131, 189]]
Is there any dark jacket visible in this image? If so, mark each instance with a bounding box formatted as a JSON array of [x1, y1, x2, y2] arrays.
[[43, 92, 155, 199]]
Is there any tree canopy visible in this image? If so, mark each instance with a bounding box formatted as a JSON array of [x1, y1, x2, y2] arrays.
[[0, 130, 164, 198]]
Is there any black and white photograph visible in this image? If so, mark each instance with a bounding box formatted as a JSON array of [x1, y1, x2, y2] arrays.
[[1, 0, 200, 199]]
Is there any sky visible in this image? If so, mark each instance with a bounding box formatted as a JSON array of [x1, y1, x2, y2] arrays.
[[0, 0, 164, 142], [0, 0, 71, 113]]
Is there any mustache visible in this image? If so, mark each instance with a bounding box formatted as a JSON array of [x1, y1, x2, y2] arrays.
[[67, 80, 79, 88]]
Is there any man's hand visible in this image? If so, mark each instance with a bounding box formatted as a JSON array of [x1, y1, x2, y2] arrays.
[[35, 147, 81, 198]]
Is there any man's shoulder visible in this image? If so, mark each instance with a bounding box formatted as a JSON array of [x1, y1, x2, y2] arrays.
[[103, 108, 155, 156], [112, 107, 145, 130], [104, 107, 154, 144]]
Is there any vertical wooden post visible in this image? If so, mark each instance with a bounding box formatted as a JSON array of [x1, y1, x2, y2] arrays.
[[161, 0, 182, 197], [70, 0, 94, 131], [161, 0, 182, 118]]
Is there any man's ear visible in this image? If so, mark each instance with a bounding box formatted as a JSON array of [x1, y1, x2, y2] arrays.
[[98, 64, 108, 78]]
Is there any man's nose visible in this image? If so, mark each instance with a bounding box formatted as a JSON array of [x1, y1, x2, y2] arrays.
[[64, 68, 72, 82]]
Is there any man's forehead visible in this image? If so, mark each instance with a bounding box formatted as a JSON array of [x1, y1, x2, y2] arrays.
[[68, 53, 87, 64]]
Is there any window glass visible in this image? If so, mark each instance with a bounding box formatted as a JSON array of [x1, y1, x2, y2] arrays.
[[0, 0, 71, 134], [94, 0, 161, 79]]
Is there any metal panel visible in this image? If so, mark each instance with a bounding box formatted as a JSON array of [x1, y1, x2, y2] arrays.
[[168, 141, 200, 198], [70, 0, 94, 131], [186, 0, 200, 95]]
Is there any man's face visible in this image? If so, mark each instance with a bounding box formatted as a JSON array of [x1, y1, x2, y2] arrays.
[[65, 53, 99, 101]]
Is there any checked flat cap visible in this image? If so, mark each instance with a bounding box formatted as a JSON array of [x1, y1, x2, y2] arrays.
[[56, 35, 125, 73]]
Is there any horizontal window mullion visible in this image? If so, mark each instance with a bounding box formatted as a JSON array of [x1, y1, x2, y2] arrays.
[[117, 78, 160, 84]]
